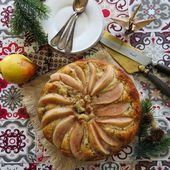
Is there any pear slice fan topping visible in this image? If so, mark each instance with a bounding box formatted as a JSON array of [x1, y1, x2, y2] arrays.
[[53, 115, 75, 148], [41, 107, 74, 127], [87, 62, 97, 94], [50, 73, 83, 92], [93, 82, 124, 104], [70, 122, 84, 158], [88, 121, 110, 155], [69, 64, 86, 86], [91, 65, 114, 95], [38, 60, 141, 161]]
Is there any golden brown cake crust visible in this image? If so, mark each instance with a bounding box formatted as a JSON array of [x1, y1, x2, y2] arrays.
[[37, 59, 141, 161]]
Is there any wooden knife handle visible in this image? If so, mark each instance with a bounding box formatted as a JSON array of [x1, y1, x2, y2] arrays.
[[154, 64, 170, 76], [147, 72, 170, 97]]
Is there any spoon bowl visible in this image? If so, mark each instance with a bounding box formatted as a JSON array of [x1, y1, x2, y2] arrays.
[[42, 0, 104, 53], [64, 0, 89, 53], [73, 0, 89, 14], [50, 0, 89, 52]]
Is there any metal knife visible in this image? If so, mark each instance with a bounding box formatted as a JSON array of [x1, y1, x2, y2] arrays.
[[100, 31, 170, 97]]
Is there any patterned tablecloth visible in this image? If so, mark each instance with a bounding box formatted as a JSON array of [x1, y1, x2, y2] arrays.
[[0, 0, 170, 169]]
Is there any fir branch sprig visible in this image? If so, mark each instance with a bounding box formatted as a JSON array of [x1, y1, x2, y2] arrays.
[[137, 99, 153, 141], [141, 99, 152, 117], [134, 136, 170, 159], [11, 0, 49, 45], [133, 99, 170, 159]]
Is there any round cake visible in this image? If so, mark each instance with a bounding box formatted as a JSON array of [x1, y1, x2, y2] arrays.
[[37, 59, 141, 161]]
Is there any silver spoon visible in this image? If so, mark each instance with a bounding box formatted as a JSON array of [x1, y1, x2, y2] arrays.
[[50, 13, 76, 49], [65, 0, 89, 53], [50, 0, 89, 52]]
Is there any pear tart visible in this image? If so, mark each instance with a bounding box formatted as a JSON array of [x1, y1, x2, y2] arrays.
[[37, 59, 141, 161]]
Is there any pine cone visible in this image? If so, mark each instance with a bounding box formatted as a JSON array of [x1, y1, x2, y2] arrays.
[[24, 32, 35, 46], [150, 128, 164, 142], [142, 112, 153, 124], [143, 136, 153, 143]]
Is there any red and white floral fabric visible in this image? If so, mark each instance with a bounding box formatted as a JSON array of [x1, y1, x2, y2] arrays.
[[0, 0, 169, 169]]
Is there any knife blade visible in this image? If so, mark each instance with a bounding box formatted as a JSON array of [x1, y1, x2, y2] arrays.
[[100, 31, 170, 75], [100, 31, 152, 66], [100, 31, 170, 97]]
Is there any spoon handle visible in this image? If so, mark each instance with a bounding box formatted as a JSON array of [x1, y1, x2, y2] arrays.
[[50, 13, 76, 47], [65, 15, 78, 53], [57, 13, 77, 50]]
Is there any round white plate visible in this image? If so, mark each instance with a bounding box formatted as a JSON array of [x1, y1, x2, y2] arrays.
[[42, 0, 104, 54]]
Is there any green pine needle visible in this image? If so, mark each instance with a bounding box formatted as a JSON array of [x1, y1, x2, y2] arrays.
[[137, 99, 152, 138], [141, 99, 152, 117], [11, 0, 49, 45], [133, 99, 170, 159], [134, 136, 170, 159]]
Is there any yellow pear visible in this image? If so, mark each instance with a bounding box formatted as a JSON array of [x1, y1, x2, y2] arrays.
[[0, 54, 37, 84]]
